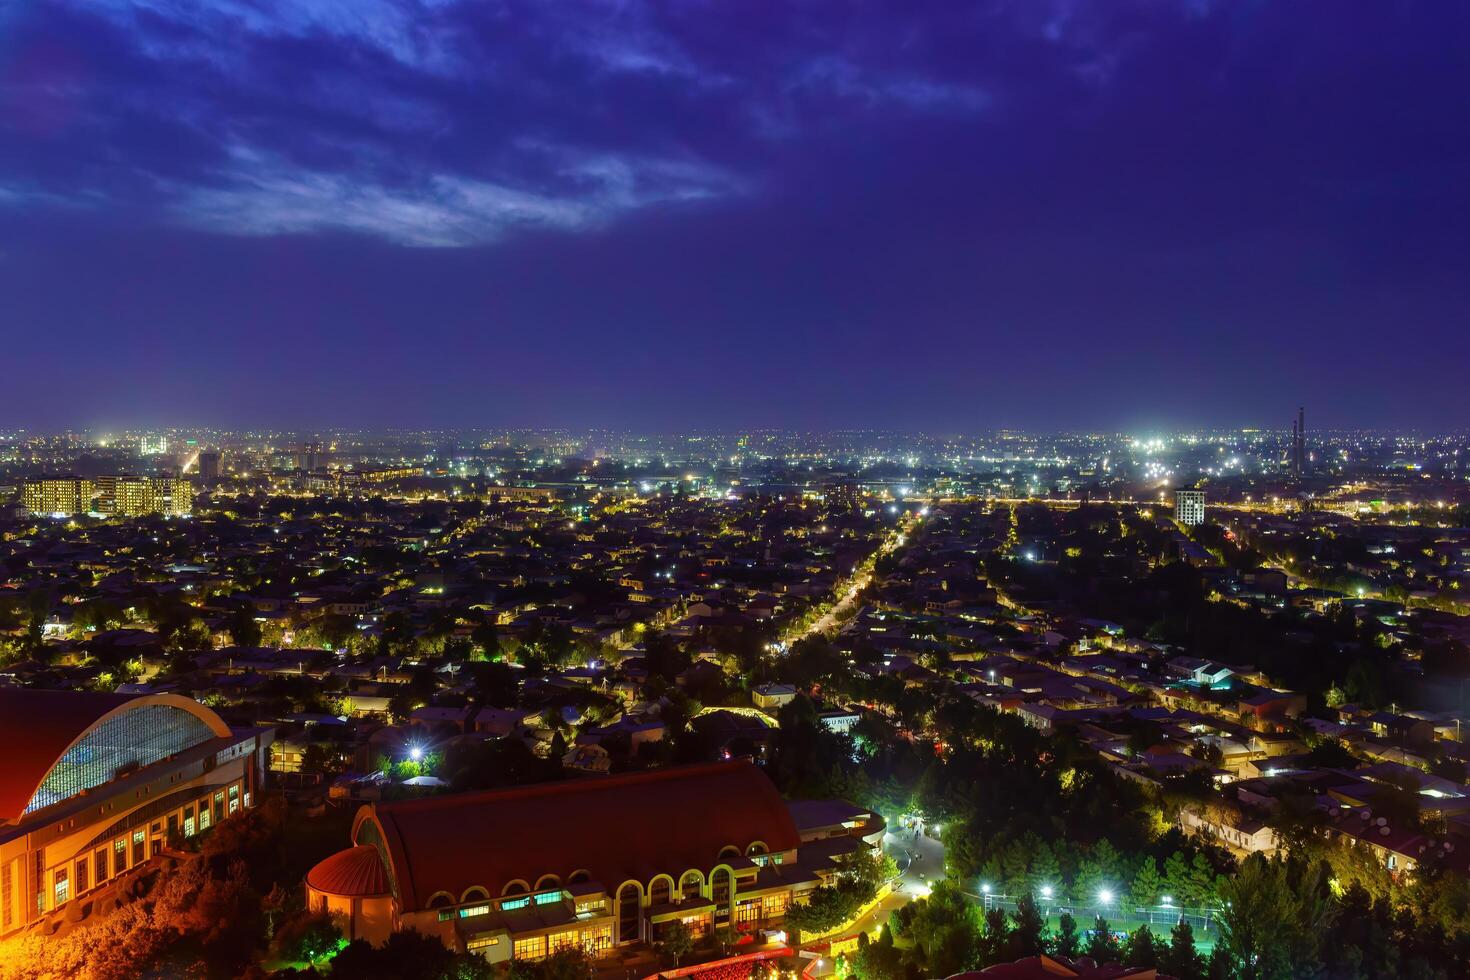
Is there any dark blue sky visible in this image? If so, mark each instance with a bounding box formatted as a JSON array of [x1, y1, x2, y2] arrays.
[[2, 1, 1467, 432]]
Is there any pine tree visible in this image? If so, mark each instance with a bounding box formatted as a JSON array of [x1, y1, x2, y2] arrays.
[[1163, 851, 1193, 907], [1130, 856, 1163, 908], [1085, 916, 1120, 962], [1051, 912, 1081, 959], [980, 906, 1012, 967], [1030, 840, 1062, 896], [1162, 920, 1204, 980], [1188, 852, 1218, 908], [1009, 893, 1046, 958], [1122, 924, 1161, 969], [1001, 839, 1031, 897]]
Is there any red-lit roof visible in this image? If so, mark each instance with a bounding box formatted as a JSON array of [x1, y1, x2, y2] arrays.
[[357, 761, 800, 911], [0, 688, 230, 822], [308, 845, 392, 898]]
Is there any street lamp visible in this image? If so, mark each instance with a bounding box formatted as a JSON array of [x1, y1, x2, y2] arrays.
[[1040, 886, 1054, 900], [1161, 895, 1173, 908], [1098, 889, 1114, 906], [409, 745, 424, 762], [980, 883, 991, 895]]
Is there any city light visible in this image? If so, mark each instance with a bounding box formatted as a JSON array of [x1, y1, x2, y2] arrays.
[[1098, 888, 1113, 905], [409, 746, 423, 762], [1040, 885, 1053, 899]]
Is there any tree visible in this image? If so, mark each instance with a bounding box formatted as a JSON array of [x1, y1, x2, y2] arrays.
[[1046, 911, 1079, 959], [1085, 916, 1120, 963], [981, 906, 1012, 967], [1008, 893, 1046, 959], [330, 930, 494, 980], [1122, 924, 1162, 969], [1130, 856, 1163, 908], [1163, 851, 1193, 907], [656, 920, 695, 966], [1161, 920, 1204, 980], [1215, 855, 1311, 980], [1030, 841, 1062, 896]]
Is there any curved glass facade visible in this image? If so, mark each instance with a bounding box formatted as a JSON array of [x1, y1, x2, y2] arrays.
[[25, 704, 218, 814]]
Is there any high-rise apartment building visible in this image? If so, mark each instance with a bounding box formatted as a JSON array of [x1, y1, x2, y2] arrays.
[[197, 451, 221, 482], [295, 442, 324, 472], [94, 476, 193, 517], [1175, 488, 1205, 526], [21, 478, 98, 517]]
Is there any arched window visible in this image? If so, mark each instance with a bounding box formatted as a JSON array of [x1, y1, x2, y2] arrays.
[[617, 883, 642, 944], [718, 845, 741, 861], [568, 869, 591, 885], [427, 892, 454, 909], [679, 870, 703, 898], [648, 875, 672, 907], [462, 886, 489, 903], [535, 874, 561, 891], [709, 867, 732, 919], [746, 842, 767, 857], [501, 880, 529, 897]]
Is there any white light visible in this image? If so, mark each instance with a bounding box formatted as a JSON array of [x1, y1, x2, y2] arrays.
[[409, 746, 423, 762], [1040, 886, 1053, 899], [1098, 889, 1113, 904], [980, 883, 991, 894], [1161, 895, 1173, 906]]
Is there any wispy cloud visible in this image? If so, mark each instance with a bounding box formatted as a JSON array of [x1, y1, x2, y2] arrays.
[[173, 144, 739, 247]]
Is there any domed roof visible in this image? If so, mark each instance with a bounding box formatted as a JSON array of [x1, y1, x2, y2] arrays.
[[307, 845, 392, 897], [0, 689, 230, 821]]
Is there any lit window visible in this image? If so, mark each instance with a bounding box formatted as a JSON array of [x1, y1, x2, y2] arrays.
[[459, 904, 491, 918], [534, 891, 562, 905], [513, 935, 547, 960], [501, 897, 531, 911], [53, 870, 69, 907]]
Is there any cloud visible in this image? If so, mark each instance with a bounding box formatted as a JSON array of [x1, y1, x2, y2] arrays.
[[172, 143, 739, 246], [0, 1, 1247, 247]]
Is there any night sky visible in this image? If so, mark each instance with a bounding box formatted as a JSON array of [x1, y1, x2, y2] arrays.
[[2, 1, 1467, 432]]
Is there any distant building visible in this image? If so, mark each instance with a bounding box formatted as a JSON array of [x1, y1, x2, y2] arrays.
[[95, 475, 193, 517], [295, 441, 324, 472], [1174, 488, 1205, 526], [21, 477, 97, 517], [0, 689, 273, 939], [197, 451, 221, 482], [751, 683, 798, 710]]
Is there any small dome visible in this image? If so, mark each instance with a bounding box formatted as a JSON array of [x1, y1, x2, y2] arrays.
[[308, 846, 391, 897]]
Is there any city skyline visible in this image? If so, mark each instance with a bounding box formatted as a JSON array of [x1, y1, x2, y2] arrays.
[[3, 2, 1468, 430]]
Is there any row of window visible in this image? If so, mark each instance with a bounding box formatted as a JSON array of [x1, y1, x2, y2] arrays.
[[509, 923, 613, 961], [45, 783, 244, 913]]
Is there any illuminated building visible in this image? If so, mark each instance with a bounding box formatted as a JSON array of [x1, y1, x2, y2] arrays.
[[0, 689, 273, 939], [295, 441, 324, 472], [21, 478, 97, 517], [95, 475, 193, 517], [1174, 488, 1205, 526], [306, 761, 882, 960]]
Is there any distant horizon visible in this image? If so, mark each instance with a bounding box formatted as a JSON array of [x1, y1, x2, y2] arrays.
[[2, 420, 1465, 439]]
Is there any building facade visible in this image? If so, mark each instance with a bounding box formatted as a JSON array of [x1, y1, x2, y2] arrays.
[[96, 476, 193, 517], [307, 761, 883, 962], [21, 478, 97, 517], [0, 689, 273, 939], [1174, 489, 1205, 526]]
